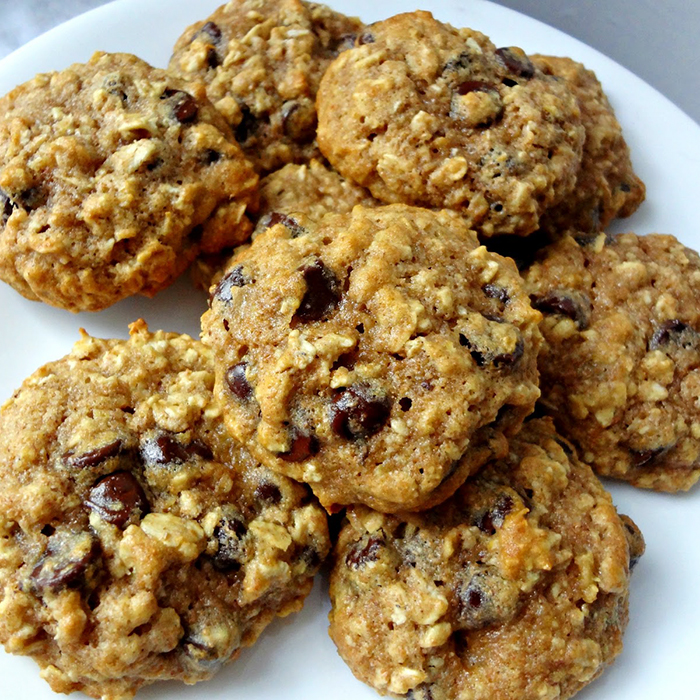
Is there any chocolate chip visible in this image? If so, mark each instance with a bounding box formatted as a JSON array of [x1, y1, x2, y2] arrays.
[[279, 427, 319, 462], [630, 445, 672, 468], [345, 534, 383, 568], [86, 471, 148, 528], [104, 76, 129, 103], [455, 573, 500, 629], [280, 100, 316, 143], [531, 291, 590, 330], [330, 33, 357, 54], [226, 362, 252, 401], [182, 629, 224, 669], [443, 51, 471, 72], [330, 383, 391, 440], [458, 334, 486, 367], [399, 397, 412, 412], [204, 149, 221, 164], [474, 494, 514, 535], [205, 47, 221, 69], [495, 47, 535, 79], [141, 433, 190, 465], [259, 212, 306, 238], [0, 189, 15, 226], [197, 21, 222, 44], [356, 31, 375, 45], [254, 482, 282, 505], [493, 336, 524, 368], [457, 80, 495, 95], [648, 320, 698, 351], [187, 440, 214, 460], [212, 516, 247, 572], [621, 514, 645, 570], [162, 88, 199, 123], [235, 103, 256, 144], [30, 531, 97, 592], [293, 259, 340, 323], [71, 440, 123, 469], [405, 686, 434, 700], [620, 182, 631, 193], [214, 265, 248, 303], [483, 284, 510, 304]]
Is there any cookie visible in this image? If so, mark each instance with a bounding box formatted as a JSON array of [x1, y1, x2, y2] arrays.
[[533, 55, 645, 235], [0, 51, 258, 312], [190, 158, 376, 291], [526, 232, 700, 491], [201, 204, 542, 512], [169, 0, 364, 173], [329, 418, 643, 700], [316, 11, 585, 237], [0, 321, 329, 699]]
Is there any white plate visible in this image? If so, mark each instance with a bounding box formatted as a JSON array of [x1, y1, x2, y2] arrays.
[[0, 1, 699, 699]]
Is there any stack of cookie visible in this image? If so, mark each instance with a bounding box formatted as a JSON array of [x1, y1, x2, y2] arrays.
[[0, 2, 696, 699]]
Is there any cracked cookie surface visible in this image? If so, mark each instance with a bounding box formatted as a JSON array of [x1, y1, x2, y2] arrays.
[[0, 321, 329, 699], [169, 0, 363, 173], [526, 232, 700, 491], [329, 418, 643, 700], [201, 204, 541, 512], [0, 51, 258, 312], [316, 11, 585, 237]]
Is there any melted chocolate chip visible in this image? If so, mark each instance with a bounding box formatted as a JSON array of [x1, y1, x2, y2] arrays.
[[483, 283, 510, 304], [259, 212, 306, 238], [492, 336, 524, 368], [86, 472, 148, 528], [531, 291, 590, 330], [457, 80, 495, 95], [104, 77, 129, 103], [405, 686, 434, 700], [214, 265, 248, 302], [280, 100, 316, 142], [648, 320, 698, 351], [346, 534, 383, 568], [293, 259, 340, 323], [212, 516, 247, 572], [206, 47, 221, 69], [443, 51, 471, 72], [197, 21, 222, 44], [474, 494, 514, 535], [279, 427, 319, 462], [399, 397, 412, 412], [162, 88, 199, 123], [254, 482, 282, 505], [330, 383, 391, 440], [630, 445, 672, 468], [356, 31, 375, 45], [141, 433, 190, 465], [458, 334, 486, 367], [71, 440, 123, 469], [226, 362, 252, 401], [181, 629, 225, 669], [187, 440, 214, 460], [30, 532, 97, 592], [235, 103, 256, 144], [330, 33, 357, 54], [495, 47, 535, 79]]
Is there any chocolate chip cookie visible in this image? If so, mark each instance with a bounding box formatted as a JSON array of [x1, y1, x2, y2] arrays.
[[533, 55, 645, 235], [169, 0, 363, 173], [316, 11, 585, 237], [329, 418, 643, 700], [0, 321, 329, 699], [526, 232, 700, 491], [0, 51, 258, 312], [201, 204, 542, 513]]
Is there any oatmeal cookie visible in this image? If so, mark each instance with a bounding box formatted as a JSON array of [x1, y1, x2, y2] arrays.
[[526, 232, 700, 491], [169, 0, 363, 173], [329, 418, 643, 700], [0, 51, 258, 312], [201, 204, 542, 512], [0, 321, 329, 699], [316, 11, 585, 237], [533, 55, 645, 235]]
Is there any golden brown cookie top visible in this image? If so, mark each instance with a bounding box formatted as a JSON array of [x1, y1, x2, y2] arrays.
[[316, 11, 585, 237], [329, 418, 640, 700], [202, 204, 541, 512], [0, 51, 258, 312], [527, 232, 700, 491], [0, 321, 329, 699], [169, 0, 364, 173]]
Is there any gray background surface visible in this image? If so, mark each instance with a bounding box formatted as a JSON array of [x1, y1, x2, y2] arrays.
[[0, 0, 699, 125]]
